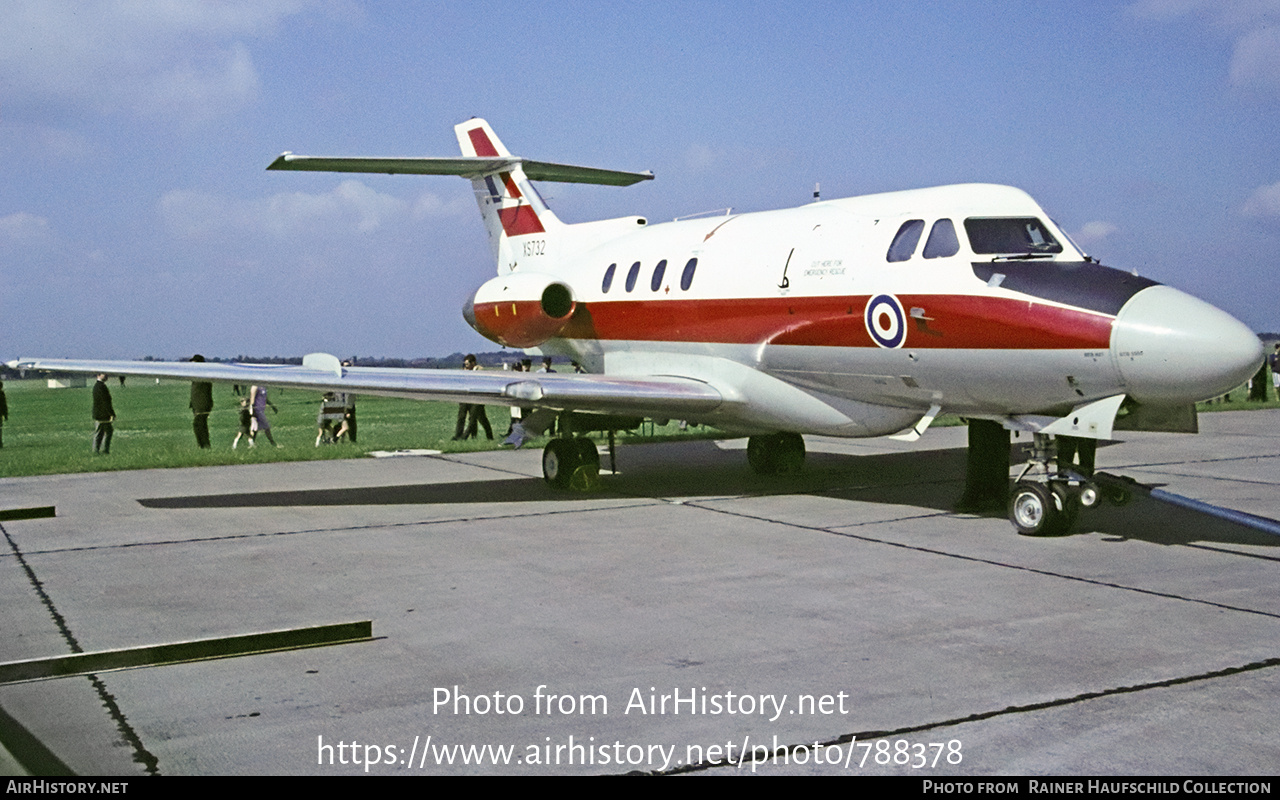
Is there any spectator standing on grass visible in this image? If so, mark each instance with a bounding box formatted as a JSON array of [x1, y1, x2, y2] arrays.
[[249, 385, 280, 447], [0, 380, 7, 448], [1270, 344, 1280, 401], [188, 355, 214, 448], [92, 373, 115, 454], [336, 361, 358, 443], [233, 398, 253, 449], [316, 392, 344, 446], [453, 354, 492, 440]]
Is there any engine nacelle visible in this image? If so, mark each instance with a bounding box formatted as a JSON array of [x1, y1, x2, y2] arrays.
[[463, 272, 577, 348]]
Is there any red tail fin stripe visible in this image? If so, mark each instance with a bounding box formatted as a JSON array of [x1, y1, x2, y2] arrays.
[[467, 127, 499, 157], [498, 205, 546, 236], [500, 172, 523, 199]]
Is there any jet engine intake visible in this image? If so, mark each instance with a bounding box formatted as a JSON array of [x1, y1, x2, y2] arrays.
[[464, 272, 577, 348]]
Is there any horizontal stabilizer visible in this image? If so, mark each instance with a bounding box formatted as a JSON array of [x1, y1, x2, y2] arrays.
[[267, 154, 653, 187]]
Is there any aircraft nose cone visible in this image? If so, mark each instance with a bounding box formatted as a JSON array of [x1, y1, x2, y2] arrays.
[[1111, 285, 1262, 404]]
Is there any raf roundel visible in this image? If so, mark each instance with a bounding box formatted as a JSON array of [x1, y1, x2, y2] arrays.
[[865, 294, 906, 349]]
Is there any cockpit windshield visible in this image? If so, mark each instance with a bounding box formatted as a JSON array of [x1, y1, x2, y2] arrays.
[[964, 217, 1063, 256]]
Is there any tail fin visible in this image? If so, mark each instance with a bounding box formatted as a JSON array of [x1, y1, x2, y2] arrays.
[[266, 118, 653, 274], [454, 119, 562, 271]]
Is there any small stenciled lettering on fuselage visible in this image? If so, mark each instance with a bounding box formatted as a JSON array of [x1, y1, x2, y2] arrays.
[[522, 239, 546, 257], [804, 259, 845, 277]]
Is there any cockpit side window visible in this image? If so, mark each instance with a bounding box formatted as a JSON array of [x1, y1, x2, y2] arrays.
[[964, 217, 1063, 255], [922, 218, 960, 259], [886, 219, 925, 262]]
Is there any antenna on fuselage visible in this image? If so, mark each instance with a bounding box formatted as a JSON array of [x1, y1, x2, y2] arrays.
[[813, 182, 820, 201]]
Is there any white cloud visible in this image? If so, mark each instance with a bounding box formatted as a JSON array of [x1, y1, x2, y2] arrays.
[[1072, 220, 1118, 245], [1128, 0, 1280, 92], [0, 0, 307, 124], [1228, 25, 1280, 91], [160, 181, 451, 239], [684, 143, 723, 173], [0, 212, 52, 241], [1242, 181, 1280, 217]]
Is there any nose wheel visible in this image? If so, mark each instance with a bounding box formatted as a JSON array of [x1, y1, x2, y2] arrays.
[[1007, 433, 1101, 536], [1009, 481, 1079, 536]]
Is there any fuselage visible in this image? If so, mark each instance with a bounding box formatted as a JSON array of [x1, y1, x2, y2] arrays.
[[467, 183, 1261, 438]]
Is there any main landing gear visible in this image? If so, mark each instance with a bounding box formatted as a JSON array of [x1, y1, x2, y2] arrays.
[[1007, 432, 1101, 536], [541, 437, 602, 490]]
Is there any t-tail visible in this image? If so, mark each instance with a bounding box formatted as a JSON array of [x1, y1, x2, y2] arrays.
[[454, 119, 560, 270], [267, 118, 653, 274]]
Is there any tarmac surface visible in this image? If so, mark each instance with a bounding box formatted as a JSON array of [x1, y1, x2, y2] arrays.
[[1, 410, 1279, 776]]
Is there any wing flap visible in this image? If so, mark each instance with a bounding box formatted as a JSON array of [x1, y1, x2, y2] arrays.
[[7, 358, 721, 416]]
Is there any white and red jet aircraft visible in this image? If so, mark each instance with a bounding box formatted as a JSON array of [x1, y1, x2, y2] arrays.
[[9, 119, 1263, 535]]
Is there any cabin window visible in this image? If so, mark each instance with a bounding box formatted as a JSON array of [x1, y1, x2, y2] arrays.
[[651, 259, 667, 291], [625, 261, 641, 292], [965, 217, 1063, 255], [922, 218, 960, 259], [681, 257, 698, 290], [602, 263, 616, 293], [886, 219, 925, 262]]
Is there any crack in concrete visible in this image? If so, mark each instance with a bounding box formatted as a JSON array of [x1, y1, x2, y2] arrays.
[[684, 502, 1280, 622], [653, 654, 1280, 775], [0, 521, 160, 776]]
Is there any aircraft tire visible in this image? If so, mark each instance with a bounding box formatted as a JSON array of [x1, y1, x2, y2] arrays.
[[574, 438, 600, 471], [542, 438, 580, 489], [774, 432, 805, 475], [747, 435, 775, 474], [1009, 481, 1066, 536], [1051, 483, 1080, 533]]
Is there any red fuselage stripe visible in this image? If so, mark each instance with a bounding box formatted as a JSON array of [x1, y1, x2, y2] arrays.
[[473, 294, 1113, 350]]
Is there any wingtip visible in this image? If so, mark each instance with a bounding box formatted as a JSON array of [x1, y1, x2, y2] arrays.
[[266, 152, 294, 171]]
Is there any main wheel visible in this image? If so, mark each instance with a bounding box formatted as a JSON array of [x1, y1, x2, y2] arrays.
[[747, 435, 774, 474], [774, 432, 805, 475], [542, 439, 580, 489], [1009, 481, 1065, 536], [573, 438, 600, 471], [568, 438, 602, 491]]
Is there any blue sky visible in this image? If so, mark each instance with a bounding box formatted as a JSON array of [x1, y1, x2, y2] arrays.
[[3, 1, 1279, 360]]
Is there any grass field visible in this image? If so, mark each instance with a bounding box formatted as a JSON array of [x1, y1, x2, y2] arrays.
[[0, 374, 1269, 479], [0, 377, 714, 478]]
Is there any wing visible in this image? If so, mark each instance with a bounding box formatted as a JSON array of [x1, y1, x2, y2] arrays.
[[6, 354, 722, 417]]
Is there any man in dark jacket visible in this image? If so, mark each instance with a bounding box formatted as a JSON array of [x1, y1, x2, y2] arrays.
[[0, 380, 8, 448], [189, 355, 214, 448], [92, 374, 115, 454]]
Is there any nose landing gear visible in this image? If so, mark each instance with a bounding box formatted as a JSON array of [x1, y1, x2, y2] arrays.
[[1009, 433, 1100, 536]]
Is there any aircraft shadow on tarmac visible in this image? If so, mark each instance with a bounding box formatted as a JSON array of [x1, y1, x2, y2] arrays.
[[136, 439, 1280, 552]]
